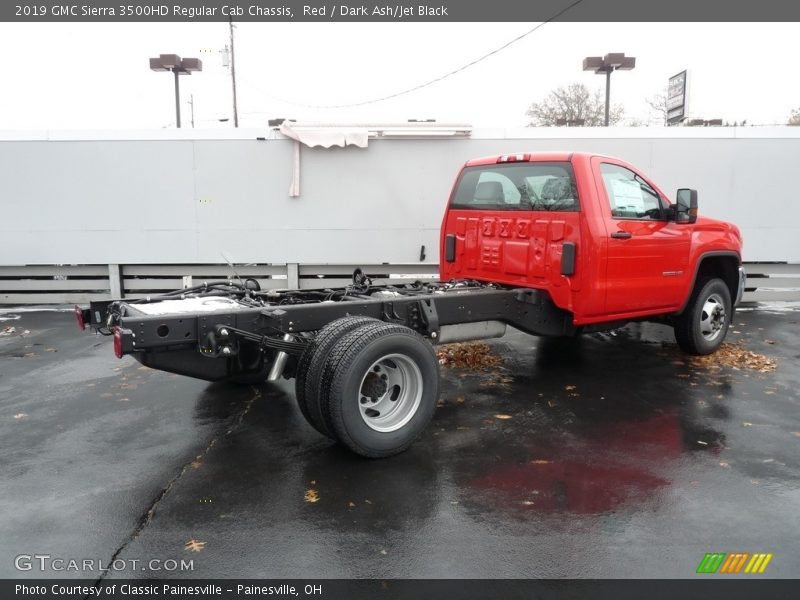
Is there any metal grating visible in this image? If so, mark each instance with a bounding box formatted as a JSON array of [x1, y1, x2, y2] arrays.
[[0, 262, 797, 305]]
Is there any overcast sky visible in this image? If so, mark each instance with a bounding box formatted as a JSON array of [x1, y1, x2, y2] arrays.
[[0, 21, 796, 130]]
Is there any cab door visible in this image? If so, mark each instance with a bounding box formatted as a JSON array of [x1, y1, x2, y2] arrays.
[[591, 157, 691, 315]]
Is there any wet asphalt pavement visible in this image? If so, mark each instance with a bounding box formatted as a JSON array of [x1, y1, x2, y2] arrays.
[[1, 306, 799, 580]]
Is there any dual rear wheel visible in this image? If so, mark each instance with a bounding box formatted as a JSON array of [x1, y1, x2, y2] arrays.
[[295, 318, 440, 458]]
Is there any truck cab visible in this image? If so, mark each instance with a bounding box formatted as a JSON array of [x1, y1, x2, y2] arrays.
[[439, 152, 744, 352]]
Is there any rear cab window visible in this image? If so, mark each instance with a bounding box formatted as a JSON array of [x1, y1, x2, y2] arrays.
[[451, 162, 579, 212]]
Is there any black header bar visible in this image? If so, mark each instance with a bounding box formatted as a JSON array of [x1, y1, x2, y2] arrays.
[[4, 579, 800, 600], [3, 0, 800, 22]]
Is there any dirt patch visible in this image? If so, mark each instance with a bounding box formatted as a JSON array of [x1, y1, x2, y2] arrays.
[[689, 342, 777, 373], [437, 342, 504, 370]]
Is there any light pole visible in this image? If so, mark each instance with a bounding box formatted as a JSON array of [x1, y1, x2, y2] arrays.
[[149, 54, 203, 128], [582, 53, 636, 126], [228, 18, 239, 127]]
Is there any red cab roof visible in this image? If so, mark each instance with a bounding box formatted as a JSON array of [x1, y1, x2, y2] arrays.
[[464, 151, 594, 167]]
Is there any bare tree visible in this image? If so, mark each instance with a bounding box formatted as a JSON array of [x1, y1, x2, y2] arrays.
[[526, 83, 623, 127], [788, 108, 800, 126], [646, 88, 669, 125]]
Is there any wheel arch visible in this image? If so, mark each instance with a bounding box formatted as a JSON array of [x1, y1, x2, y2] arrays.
[[677, 251, 740, 314]]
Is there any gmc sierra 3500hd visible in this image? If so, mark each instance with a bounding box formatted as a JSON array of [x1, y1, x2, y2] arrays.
[[76, 152, 745, 458]]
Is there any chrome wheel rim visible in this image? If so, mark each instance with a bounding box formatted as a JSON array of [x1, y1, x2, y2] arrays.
[[357, 353, 423, 433], [700, 293, 726, 341]]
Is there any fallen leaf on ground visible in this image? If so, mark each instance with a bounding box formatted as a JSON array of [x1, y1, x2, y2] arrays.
[[304, 489, 320, 503], [494, 414, 512, 420], [348, 502, 356, 508], [436, 342, 503, 370], [688, 343, 777, 373], [184, 539, 206, 553]]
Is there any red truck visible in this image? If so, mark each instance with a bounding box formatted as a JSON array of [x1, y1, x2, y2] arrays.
[[76, 152, 745, 458]]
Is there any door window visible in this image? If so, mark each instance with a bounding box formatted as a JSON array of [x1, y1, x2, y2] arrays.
[[600, 163, 665, 220]]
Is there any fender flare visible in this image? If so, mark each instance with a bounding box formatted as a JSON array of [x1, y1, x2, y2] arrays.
[[676, 250, 741, 314]]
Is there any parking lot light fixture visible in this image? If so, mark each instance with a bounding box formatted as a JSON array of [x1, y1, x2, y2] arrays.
[[582, 52, 636, 126], [149, 54, 203, 128]]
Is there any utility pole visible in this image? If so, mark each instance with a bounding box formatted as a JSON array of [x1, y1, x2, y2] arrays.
[[228, 17, 239, 127]]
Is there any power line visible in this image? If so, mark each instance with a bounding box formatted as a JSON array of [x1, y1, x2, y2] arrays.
[[239, 0, 586, 111]]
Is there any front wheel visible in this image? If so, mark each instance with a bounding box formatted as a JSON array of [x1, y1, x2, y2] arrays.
[[674, 277, 732, 355]]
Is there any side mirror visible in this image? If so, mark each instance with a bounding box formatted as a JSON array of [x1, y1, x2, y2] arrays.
[[675, 188, 698, 224]]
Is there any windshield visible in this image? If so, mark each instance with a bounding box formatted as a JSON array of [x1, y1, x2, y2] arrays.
[[451, 162, 579, 212]]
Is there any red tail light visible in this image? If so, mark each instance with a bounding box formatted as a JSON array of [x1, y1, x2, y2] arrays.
[[113, 327, 123, 359], [74, 305, 86, 331]]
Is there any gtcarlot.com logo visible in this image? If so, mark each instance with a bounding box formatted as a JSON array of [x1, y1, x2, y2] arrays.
[[696, 552, 773, 574], [14, 554, 194, 573]]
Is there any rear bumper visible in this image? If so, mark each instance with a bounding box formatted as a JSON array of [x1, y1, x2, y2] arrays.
[[735, 266, 746, 307]]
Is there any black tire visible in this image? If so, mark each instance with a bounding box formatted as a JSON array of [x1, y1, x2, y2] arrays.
[[319, 322, 439, 458], [674, 277, 732, 355], [295, 316, 380, 437]]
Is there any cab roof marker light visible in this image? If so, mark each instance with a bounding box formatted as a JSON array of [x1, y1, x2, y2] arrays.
[[497, 154, 529, 163]]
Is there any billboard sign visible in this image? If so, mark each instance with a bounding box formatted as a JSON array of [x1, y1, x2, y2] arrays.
[[667, 70, 688, 124]]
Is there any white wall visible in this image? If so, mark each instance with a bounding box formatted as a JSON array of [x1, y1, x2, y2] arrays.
[[1, 128, 798, 265]]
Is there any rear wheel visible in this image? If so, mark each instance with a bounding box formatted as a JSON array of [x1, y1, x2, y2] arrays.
[[319, 322, 439, 458], [674, 277, 732, 355], [295, 316, 380, 437]]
